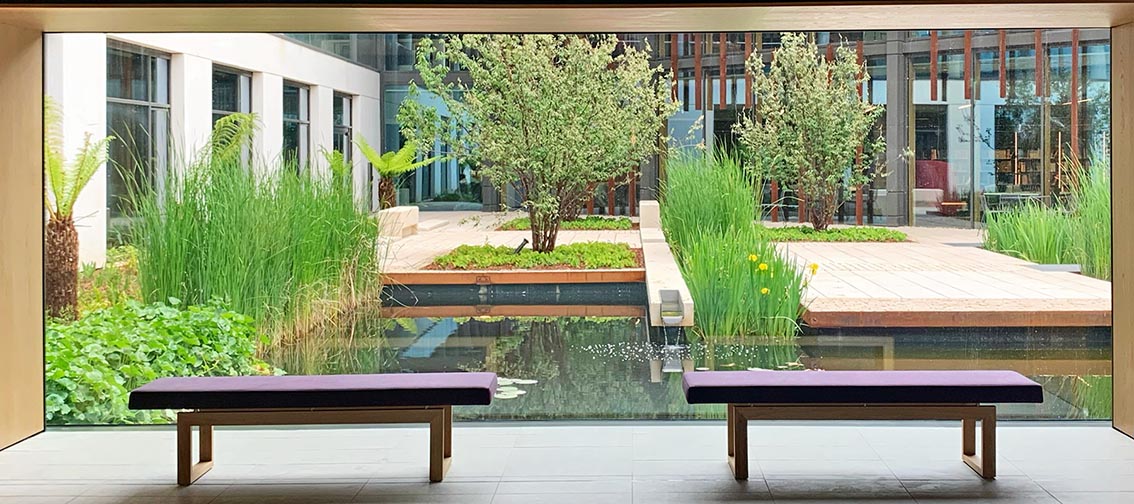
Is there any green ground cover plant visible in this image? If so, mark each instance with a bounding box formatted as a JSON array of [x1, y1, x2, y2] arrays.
[[758, 225, 907, 242], [45, 299, 270, 425], [984, 156, 1110, 280], [500, 215, 633, 231], [661, 150, 809, 339], [130, 114, 382, 339], [431, 242, 638, 270]]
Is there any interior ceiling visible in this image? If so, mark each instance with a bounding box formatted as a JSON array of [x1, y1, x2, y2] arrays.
[[1, 2, 1133, 32]]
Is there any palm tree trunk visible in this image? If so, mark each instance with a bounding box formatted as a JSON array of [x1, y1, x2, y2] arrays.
[[44, 217, 79, 319], [378, 177, 397, 209]]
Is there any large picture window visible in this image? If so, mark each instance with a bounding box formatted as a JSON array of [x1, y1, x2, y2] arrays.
[[282, 81, 310, 171], [105, 42, 170, 244]]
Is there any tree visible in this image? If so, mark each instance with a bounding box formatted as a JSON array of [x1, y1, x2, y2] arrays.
[[734, 32, 884, 231], [398, 35, 676, 252], [355, 136, 440, 209], [43, 100, 114, 319]]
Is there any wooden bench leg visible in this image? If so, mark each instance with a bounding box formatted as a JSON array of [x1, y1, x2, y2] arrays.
[[176, 414, 214, 486], [961, 408, 996, 480], [444, 405, 453, 458], [727, 405, 749, 480], [727, 404, 735, 457], [428, 409, 451, 482]]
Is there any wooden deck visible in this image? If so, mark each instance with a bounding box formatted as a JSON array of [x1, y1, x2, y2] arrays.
[[782, 227, 1112, 328]]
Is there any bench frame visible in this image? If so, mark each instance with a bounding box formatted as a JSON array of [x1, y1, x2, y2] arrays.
[[175, 405, 453, 486], [726, 403, 997, 480]]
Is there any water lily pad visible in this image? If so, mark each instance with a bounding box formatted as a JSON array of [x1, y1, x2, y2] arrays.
[[511, 379, 538, 385], [494, 391, 519, 399], [496, 378, 515, 386], [513, 390, 527, 396], [747, 367, 769, 371], [497, 386, 519, 392], [695, 367, 710, 371]]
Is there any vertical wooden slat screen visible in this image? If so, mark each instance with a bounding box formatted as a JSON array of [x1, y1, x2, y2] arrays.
[[719, 32, 727, 110], [1035, 29, 1044, 97], [694, 32, 703, 110], [964, 30, 973, 100], [671, 33, 679, 103], [1071, 28, 1081, 156], [1113, 21, 1134, 440], [999, 30, 1008, 98], [744, 32, 753, 109], [930, 30, 939, 101]]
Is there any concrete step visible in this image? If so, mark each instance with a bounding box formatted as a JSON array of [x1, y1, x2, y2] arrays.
[[419, 219, 449, 232]]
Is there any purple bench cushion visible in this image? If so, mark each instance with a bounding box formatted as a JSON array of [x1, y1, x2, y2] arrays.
[[683, 370, 1043, 404], [128, 372, 497, 410]]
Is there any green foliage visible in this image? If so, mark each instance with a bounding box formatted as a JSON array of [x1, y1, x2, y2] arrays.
[[129, 113, 382, 338], [45, 300, 270, 425], [661, 150, 808, 339], [679, 226, 809, 339], [355, 136, 440, 178], [757, 225, 907, 243], [984, 156, 1110, 280], [660, 149, 758, 255], [78, 246, 140, 314], [500, 215, 633, 231], [432, 242, 638, 270], [733, 32, 884, 231], [399, 34, 677, 252], [44, 98, 114, 221]]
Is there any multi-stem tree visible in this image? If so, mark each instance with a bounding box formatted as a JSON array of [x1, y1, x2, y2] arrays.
[[734, 32, 884, 231], [399, 35, 676, 252]]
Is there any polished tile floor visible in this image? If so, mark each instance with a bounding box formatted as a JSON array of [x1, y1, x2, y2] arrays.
[[2, 422, 1133, 503]]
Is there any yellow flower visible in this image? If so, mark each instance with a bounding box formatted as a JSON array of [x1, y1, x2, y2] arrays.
[[758, 263, 769, 271], [809, 263, 819, 275], [760, 287, 770, 295], [748, 254, 759, 262]]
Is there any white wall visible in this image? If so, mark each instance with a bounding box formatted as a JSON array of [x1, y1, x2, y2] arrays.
[[44, 34, 108, 267], [47, 33, 382, 265]]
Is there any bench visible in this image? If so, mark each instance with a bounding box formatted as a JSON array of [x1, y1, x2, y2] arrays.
[[128, 372, 496, 485], [683, 370, 1043, 480]]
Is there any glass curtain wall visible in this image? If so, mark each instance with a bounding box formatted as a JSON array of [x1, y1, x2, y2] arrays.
[[212, 66, 251, 124], [105, 42, 170, 245]]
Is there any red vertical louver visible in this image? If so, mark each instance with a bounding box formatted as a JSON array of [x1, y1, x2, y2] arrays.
[[999, 30, 1007, 98], [744, 32, 754, 109], [694, 33, 703, 110], [1071, 28, 1081, 155], [719, 32, 727, 110], [1035, 30, 1044, 97], [670, 33, 679, 103], [930, 30, 939, 101], [963, 30, 973, 100]]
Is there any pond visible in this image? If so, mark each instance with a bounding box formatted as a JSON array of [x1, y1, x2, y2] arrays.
[[264, 285, 1112, 421]]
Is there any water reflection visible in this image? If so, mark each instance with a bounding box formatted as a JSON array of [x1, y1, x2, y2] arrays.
[[265, 311, 1111, 421]]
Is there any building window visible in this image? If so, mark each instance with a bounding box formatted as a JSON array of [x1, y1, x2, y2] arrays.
[[212, 66, 251, 124], [105, 42, 170, 245], [333, 93, 353, 159], [282, 81, 310, 171]]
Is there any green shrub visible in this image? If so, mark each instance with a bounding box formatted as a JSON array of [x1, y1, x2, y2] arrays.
[[983, 156, 1110, 280], [129, 114, 382, 338], [45, 300, 270, 425], [78, 245, 140, 314], [500, 216, 633, 231], [432, 242, 638, 270], [757, 225, 907, 243]]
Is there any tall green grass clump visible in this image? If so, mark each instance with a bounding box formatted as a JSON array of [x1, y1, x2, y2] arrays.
[[660, 149, 758, 255], [661, 149, 808, 339], [130, 114, 381, 340], [984, 155, 1110, 280]]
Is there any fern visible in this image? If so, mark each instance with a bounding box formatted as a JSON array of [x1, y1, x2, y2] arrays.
[[44, 99, 114, 221]]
